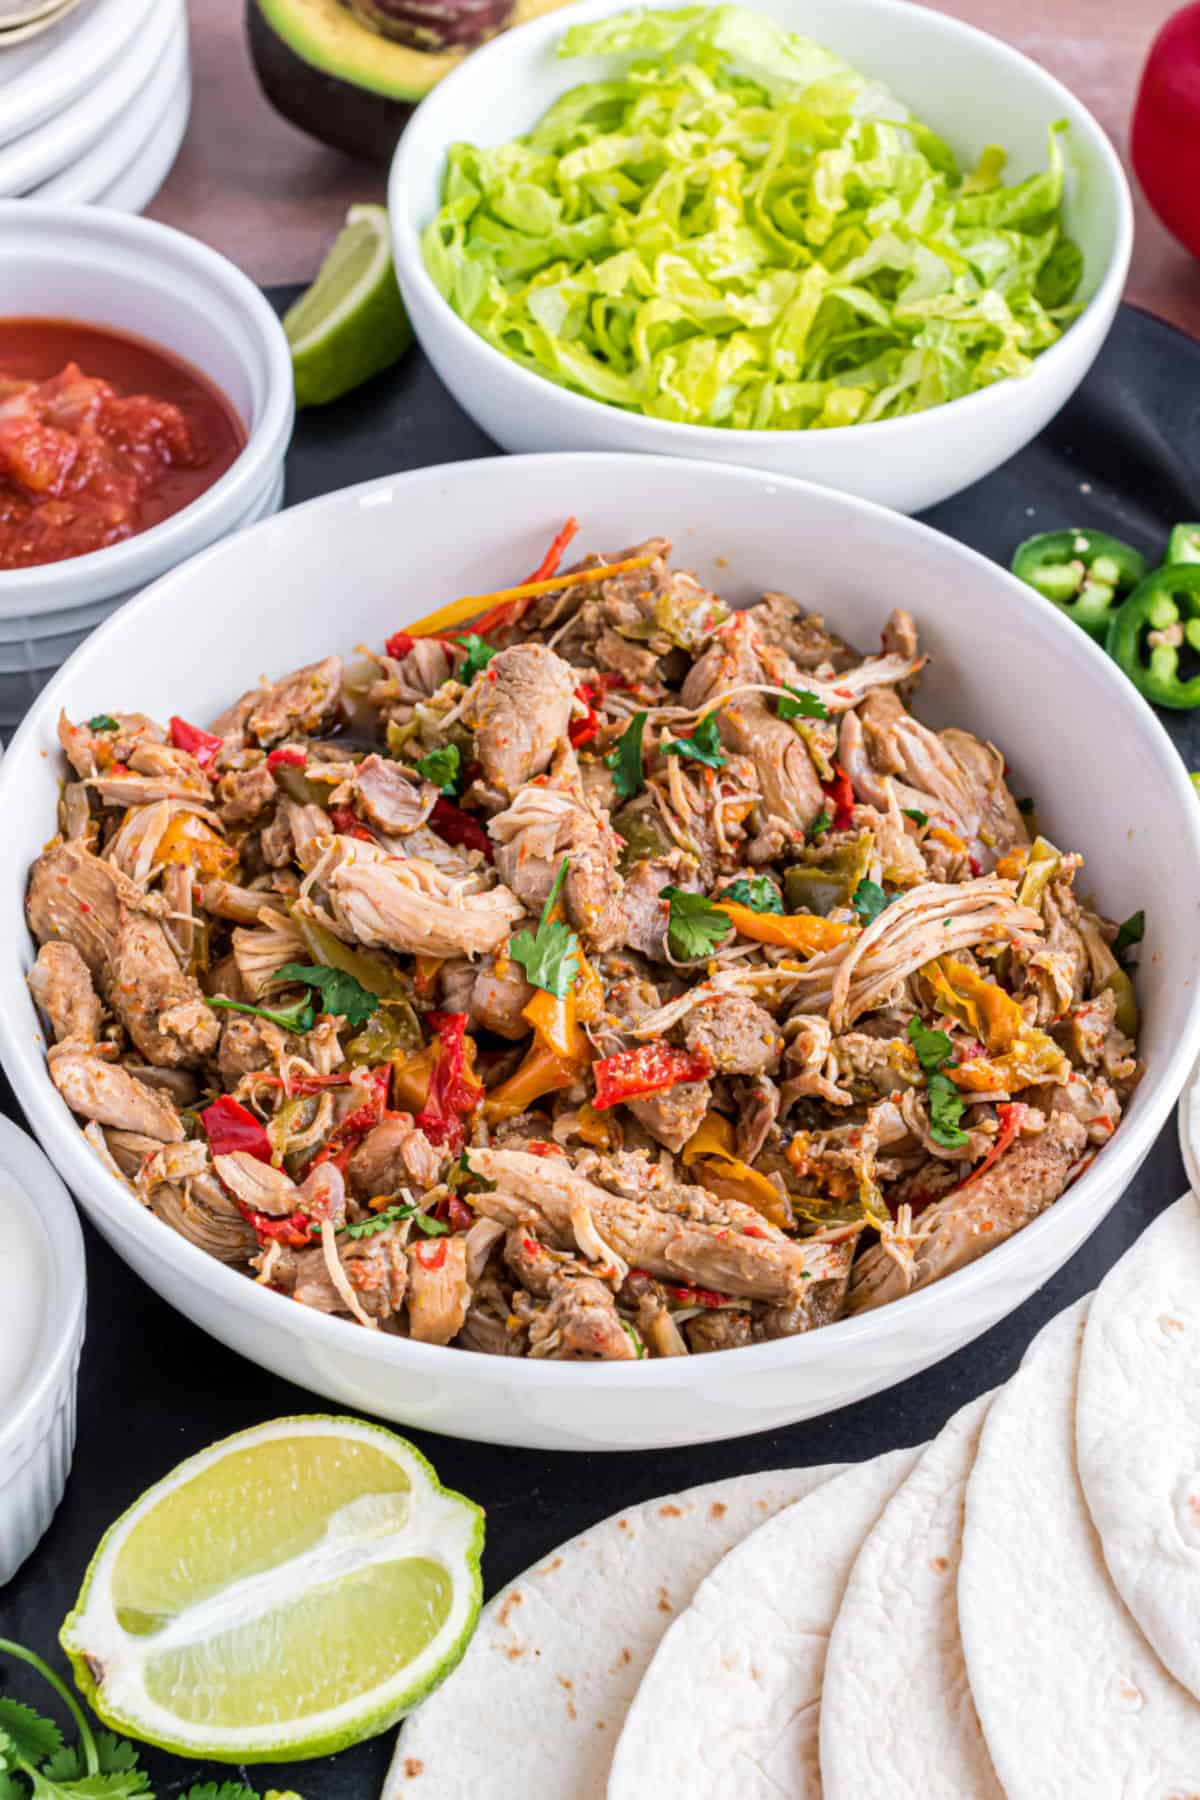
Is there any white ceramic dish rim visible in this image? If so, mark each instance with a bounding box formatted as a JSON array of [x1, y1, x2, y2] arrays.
[[0, 203, 293, 618], [0, 1113, 85, 1468], [2, 453, 1196, 1397], [389, 0, 1134, 450], [0, 0, 152, 147], [0, 0, 176, 195], [27, 0, 186, 201]]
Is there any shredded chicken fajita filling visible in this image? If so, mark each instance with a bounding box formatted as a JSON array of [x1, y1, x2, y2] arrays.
[[26, 525, 1142, 1359]]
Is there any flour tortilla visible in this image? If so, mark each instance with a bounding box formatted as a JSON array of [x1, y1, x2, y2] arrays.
[[607, 1445, 921, 1800], [384, 1464, 842, 1798], [960, 1296, 1200, 1796], [819, 1393, 1002, 1800], [1077, 1194, 1200, 1704]]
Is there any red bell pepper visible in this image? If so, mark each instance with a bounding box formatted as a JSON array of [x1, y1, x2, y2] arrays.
[[241, 1207, 318, 1249], [956, 1102, 1026, 1192], [201, 1095, 273, 1163], [821, 764, 855, 832], [429, 797, 493, 862], [301, 1066, 392, 1178], [569, 683, 602, 748], [591, 1043, 713, 1110], [266, 745, 307, 770], [469, 517, 581, 638], [169, 715, 223, 771], [1133, 5, 1200, 260], [667, 1282, 727, 1309], [416, 1011, 483, 1150], [524, 516, 580, 586], [329, 805, 377, 843], [385, 631, 415, 660]]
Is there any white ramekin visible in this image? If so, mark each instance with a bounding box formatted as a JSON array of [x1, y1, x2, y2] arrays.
[[0, 1114, 86, 1585], [0, 202, 294, 729]]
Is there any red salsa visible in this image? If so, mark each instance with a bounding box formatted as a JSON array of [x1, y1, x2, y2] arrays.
[[0, 319, 245, 572]]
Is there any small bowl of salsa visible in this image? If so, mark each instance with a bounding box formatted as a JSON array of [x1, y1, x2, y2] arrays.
[[0, 202, 294, 730], [0, 319, 247, 572]]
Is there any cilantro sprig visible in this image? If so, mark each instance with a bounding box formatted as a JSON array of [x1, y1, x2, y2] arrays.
[[455, 634, 498, 681], [851, 879, 894, 924], [777, 684, 829, 722], [659, 886, 733, 960], [807, 808, 832, 840], [86, 715, 119, 734], [906, 1018, 968, 1148], [719, 875, 783, 914], [271, 963, 380, 1029], [0, 1638, 302, 1800], [415, 743, 461, 797], [206, 994, 316, 1034], [343, 1203, 449, 1240], [509, 858, 580, 998], [902, 808, 929, 827], [663, 713, 726, 769], [605, 711, 647, 801]]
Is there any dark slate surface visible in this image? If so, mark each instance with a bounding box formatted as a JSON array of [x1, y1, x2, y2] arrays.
[[1, 299, 1198, 1798]]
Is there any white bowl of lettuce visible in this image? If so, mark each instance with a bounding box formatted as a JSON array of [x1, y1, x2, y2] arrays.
[[389, 0, 1132, 514]]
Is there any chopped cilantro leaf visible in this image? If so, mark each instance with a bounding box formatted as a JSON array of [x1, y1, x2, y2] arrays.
[[927, 1071, 969, 1148], [778, 684, 829, 722], [455, 633, 498, 680], [509, 856, 580, 997], [1113, 910, 1145, 959], [807, 808, 832, 840], [902, 808, 929, 827], [271, 963, 379, 1029], [659, 886, 733, 960], [206, 994, 315, 1034], [86, 714, 119, 733], [342, 1204, 449, 1240], [907, 1017, 954, 1077], [851, 879, 893, 924], [0, 1698, 64, 1766], [605, 710, 647, 801], [663, 713, 726, 769], [415, 742, 461, 797], [720, 875, 783, 914]]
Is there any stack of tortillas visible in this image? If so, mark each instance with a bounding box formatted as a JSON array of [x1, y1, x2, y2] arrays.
[[385, 1194, 1200, 1797]]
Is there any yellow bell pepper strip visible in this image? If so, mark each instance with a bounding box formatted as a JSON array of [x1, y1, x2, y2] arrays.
[[715, 900, 855, 954], [682, 1113, 790, 1229], [1015, 836, 1062, 910], [994, 847, 1029, 882], [482, 1041, 584, 1123], [522, 985, 591, 1063], [391, 1043, 437, 1111], [156, 812, 238, 880], [400, 554, 655, 641], [920, 956, 1024, 1055], [947, 1031, 1069, 1094]]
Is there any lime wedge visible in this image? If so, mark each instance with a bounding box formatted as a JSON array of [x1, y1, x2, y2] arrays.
[[60, 1416, 483, 1763], [283, 203, 413, 408]]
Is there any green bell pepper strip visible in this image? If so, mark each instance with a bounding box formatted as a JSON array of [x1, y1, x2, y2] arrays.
[[1011, 529, 1147, 641], [1168, 523, 1200, 565], [1106, 564, 1200, 710]]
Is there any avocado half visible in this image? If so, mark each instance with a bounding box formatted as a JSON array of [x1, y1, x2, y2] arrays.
[[248, 0, 573, 165]]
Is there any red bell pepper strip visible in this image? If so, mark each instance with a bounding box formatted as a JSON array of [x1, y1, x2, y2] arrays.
[[169, 716, 223, 770], [266, 745, 307, 770], [469, 517, 581, 638], [591, 1043, 713, 1110], [201, 1094, 273, 1163], [821, 764, 855, 832], [329, 805, 377, 843], [569, 683, 602, 749], [240, 1206, 318, 1249], [385, 631, 415, 660], [416, 1011, 483, 1150], [301, 1066, 392, 1178], [1132, 5, 1200, 261], [667, 1282, 727, 1309], [414, 1238, 450, 1271], [429, 797, 493, 862], [955, 1102, 1026, 1192]]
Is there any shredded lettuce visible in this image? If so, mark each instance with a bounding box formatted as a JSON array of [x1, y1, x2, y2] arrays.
[[423, 4, 1083, 430]]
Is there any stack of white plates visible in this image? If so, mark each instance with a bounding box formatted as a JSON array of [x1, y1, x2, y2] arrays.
[[0, 0, 190, 210]]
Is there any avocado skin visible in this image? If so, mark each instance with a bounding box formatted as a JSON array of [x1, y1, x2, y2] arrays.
[[246, 0, 419, 165]]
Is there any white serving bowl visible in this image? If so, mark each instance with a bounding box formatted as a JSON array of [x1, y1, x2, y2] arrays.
[[0, 454, 1195, 1452], [0, 203, 294, 729], [389, 0, 1133, 515], [0, 1115, 86, 1584]]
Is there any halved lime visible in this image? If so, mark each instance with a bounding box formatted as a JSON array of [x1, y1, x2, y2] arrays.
[[60, 1416, 483, 1763], [283, 204, 413, 408]]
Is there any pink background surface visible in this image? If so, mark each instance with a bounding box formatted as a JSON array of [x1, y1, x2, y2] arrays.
[[156, 0, 1200, 336]]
